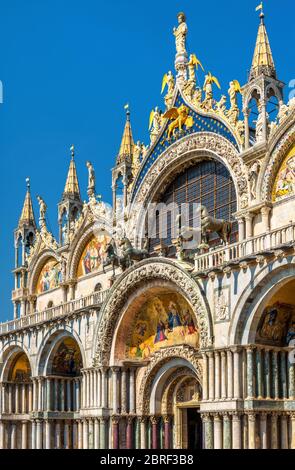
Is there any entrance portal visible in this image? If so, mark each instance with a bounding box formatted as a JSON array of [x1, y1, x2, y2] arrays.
[[187, 408, 202, 449]]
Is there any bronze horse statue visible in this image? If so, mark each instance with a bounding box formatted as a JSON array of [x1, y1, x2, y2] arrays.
[[102, 238, 128, 276], [200, 205, 232, 245], [119, 237, 149, 266]]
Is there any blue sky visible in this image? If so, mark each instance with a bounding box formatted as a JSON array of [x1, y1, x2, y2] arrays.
[[0, 0, 294, 321]]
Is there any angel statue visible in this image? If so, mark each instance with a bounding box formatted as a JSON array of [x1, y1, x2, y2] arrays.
[[215, 95, 227, 116], [86, 161, 96, 198], [132, 141, 142, 177], [163, 104, 194, 140], [37, 195, 47, 221], [202, 72, 221, 111], [227, 80, 241, 125], [161, 71, 175, 109], [173, 12, 188, 55], [149, 107, 163, 144], [188, 54, 204, 83]]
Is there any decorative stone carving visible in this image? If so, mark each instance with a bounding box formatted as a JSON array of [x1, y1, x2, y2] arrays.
[[214, 287, 230, 322], [93, 259, 212, 367], [137, 344, 202, 414]]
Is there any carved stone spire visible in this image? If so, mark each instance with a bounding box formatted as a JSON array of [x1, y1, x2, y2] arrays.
[[63, 145, 81, 200], [249, 11, 276, 80], [18, 178, 36, 228], [116, 107, 134, 165]]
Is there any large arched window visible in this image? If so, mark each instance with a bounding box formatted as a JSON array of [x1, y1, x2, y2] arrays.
[[149, 159, 238, 254]]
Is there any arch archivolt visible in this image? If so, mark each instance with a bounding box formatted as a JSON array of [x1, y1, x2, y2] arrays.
[[129, 133, 248, 237], [28, 250, 60, 294], [261, 120, 295, 201], [93, 259, 213, 367], [68, 221, 112, 280], [0, 343, 33, 382], [229, 258, 295, 345], [137, 346, 202, 415], [35, 326, 86, 376], [161, 367, 197, 415]]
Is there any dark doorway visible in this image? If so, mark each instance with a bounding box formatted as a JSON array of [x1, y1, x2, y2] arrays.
[[187, 408, 202, 449]]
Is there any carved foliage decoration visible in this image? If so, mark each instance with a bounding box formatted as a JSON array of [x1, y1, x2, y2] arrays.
[[137, 344, 203, 415], [132, 132, 248, 209], [93, 259, 212, 367]]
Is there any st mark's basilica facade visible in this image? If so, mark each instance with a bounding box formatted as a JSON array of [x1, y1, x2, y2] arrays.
[[1, 10, 295, 450]]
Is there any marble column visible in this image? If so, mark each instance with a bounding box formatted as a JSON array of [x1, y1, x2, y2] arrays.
[[290, 412, 295, 449], [129, 368, 136, 414], [29, 383, 33, 412], [100, 418, 107, 449], [202, 353, 208, 401], [101, 368, 108, 409], [112, 368, 119, 414], [83, 419, 89, 449], [36, 419, 42, 449], [248, 413, 256, 449], [121, 369, 128, 414], [271, 414, 278, 449], [55, 421, 62, 449], [256, 349, 263, 398], [238, 217, 245, 242], [151, 416, 158, 450], [264, 350, 271, 399], [64, 420, 70, 449], [140, 417, 147, 450], [203, 414, 213, 449], [54, 379, 59, 411], [60, 380, 65, 412], [281, 414, 288, 449], [89, 419, 94, 449], [31, 420, 36, 449], [112, 416, 119, 449], [72, 421, 78, 449], [21, 420, 28, 449], [213, 414, 222, 449], [272, 351, 279, 399], [214, 352, 221, 400], [208, 352, 214, 400], [46, 379, 51, 411], [221, 351, 227, 399], [21, 384, 26, 414], [45, 420, 51, 449], [223, 414, 231, 449], [227, 350, 233, 399], [260, 413, 267, 449], [163, 415, 171, 449], [232, 413, 241, 449], [38, 378, 43, 411], [280, 351, 288, 399], [245, 214, 253, 239], [8, 384, 12, 413], [261, 206, 271, 232], [15, 384, 20, 413], [0, 421, 4, 449], [243, 108, 250, 149], [78, 420, 83, 450], [135, 417, 141, 450], [94, 418, 100, 449], [11, 423, 17, 449], [246, 347, 255, 399], [233, 348, 241, 399], [126, 416, 134, 449], [288, 358, 295, 400]]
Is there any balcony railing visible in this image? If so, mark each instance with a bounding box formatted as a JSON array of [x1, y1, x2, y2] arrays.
[[194, 222, 295, 273], [0, 290, 108, 336], [1, 222, 295, 336]]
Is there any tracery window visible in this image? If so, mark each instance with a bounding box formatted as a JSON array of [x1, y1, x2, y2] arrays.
[[149, 159, 238, 254]]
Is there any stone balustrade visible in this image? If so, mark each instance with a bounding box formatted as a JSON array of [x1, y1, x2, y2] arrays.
[[195, 222, 295, 273], [0, 290, 107, 336]]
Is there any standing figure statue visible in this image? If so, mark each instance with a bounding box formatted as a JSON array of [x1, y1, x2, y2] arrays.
[[173, 12, 188, 55], [132, 141, 142, 177], [161, 71, 175, 109], [86, 161, 96, 196], [227, 80, 241, 125], [37, 196, 47, 222], [202, 72, 221, 111], [149, 107, 163, 144], [187, 54, 204, 83]]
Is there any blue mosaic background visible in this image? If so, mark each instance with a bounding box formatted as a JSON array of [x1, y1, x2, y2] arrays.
[[132, 93, 239, 201]]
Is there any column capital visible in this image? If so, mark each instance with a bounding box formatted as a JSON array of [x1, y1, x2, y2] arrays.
[[163, 415, 172, 424], [246, 412, 256, 422], [212, 413, 222, 422], [138, 415, 148, 424], [201, 413, 212, 422], [111, 415, 120, 425], [150, 415, 159, 425], [230, 412, 242, 421]]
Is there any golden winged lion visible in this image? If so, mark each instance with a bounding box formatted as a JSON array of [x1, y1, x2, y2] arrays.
[[163, 104, 194, 139]]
